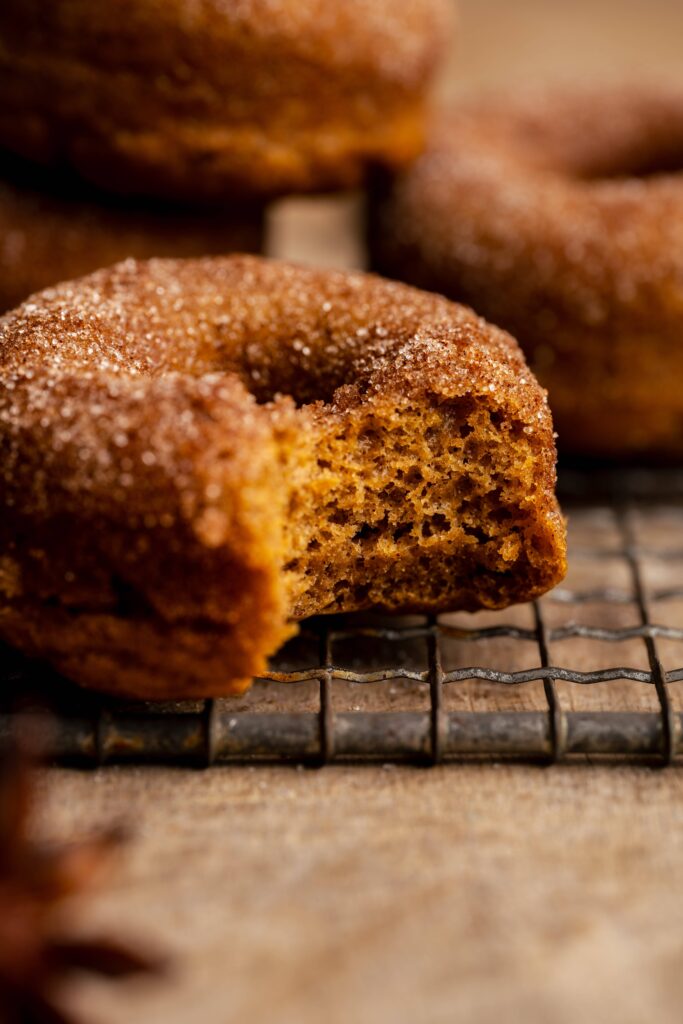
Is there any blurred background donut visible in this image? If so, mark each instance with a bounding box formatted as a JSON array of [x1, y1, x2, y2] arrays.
[[0, 0, 452, 200], [369, 86, 683, 459]]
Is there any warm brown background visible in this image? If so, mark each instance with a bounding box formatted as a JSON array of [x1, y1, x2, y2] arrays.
[[37, 3, 683, 1023]]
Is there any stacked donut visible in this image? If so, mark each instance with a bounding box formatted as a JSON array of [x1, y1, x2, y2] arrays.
[[0, 0, 451, 310]]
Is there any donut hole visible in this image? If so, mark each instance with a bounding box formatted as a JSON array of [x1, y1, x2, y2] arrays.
[[239, 350, 369, 409], [226, 319, 407, 410], [242, 369, 343, 409], [241, 357, 407, 414]]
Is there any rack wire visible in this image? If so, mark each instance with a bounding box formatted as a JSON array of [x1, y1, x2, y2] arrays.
[[1, 470, 683, 766]]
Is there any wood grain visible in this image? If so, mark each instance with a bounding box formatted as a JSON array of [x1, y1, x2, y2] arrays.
[[44, 763, 683, 1024]]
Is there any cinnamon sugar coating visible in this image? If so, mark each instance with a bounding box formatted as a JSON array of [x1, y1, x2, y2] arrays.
[[0, 0, 452, 201], [369, 86, 683, 458], [0, 256, 566, 698]]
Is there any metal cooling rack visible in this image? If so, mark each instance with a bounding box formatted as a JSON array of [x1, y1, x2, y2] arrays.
[[2, 470, 683, 766]]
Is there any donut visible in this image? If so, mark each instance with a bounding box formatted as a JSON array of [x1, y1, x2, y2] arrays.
[[369, 86, 683, 458], [0, 0, 453, 201], [0, 157, 264, 314], [0, 256, 566, 699]]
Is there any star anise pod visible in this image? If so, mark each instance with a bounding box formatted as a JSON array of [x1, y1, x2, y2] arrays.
[[0, 722, 166, 1024]]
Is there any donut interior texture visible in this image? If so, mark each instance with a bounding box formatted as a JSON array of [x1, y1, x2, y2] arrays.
[[0, 257, 566, 698], [368, 86, 683, 458]]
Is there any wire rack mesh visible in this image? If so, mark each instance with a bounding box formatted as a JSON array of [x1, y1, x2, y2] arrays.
[[2, 467, 683, 766]]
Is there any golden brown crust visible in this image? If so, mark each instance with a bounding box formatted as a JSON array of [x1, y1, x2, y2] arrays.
[[0, 159, 263, 313], [0, 0, 452, 200], [369, 85, 683, 458], [0, 256, 566, 698]]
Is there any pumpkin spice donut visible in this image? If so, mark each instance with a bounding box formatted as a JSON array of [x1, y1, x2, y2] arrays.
[[0, 0, 452, 201], [0, 256, 566, 700], [369, 86, 683, 458]]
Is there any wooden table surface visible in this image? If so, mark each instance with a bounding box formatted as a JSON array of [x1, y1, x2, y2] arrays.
[[37, 3, 683, 1022]]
